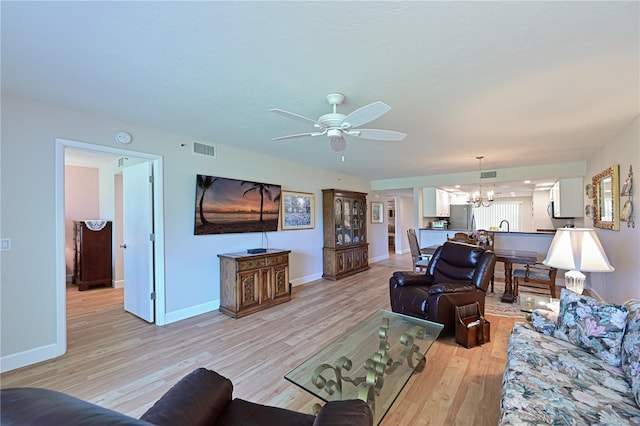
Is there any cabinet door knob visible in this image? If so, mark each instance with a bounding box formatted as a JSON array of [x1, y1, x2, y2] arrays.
[[120, 244, 127, 249]]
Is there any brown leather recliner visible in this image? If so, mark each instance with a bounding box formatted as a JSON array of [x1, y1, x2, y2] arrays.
[[389, 241, 496, 336], [0, 368, 373, 426]]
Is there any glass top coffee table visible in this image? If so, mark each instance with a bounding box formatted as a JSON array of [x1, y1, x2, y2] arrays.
[[285, 310, 443, 425], [519, 292, 560, 321]]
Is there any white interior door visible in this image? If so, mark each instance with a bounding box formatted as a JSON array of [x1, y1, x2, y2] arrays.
[[122, 161, 155, 322]]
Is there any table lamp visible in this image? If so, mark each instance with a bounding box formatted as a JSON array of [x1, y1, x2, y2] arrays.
[[543, 228, 614, 294]]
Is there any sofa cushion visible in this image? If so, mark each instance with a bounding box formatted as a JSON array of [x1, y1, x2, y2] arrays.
[[500, 323, 640, 425], [622, 299, 640, 407], [531, 309, 558, 336], [554, 289, 628, 367]]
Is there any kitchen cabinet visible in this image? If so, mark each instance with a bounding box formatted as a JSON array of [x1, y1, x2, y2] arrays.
[[322, 189, 369, 280], [550, 178, 583, 218], [73, 220, 112, 291], [218, 249, 291, 318], [423, 187, 451, 217]]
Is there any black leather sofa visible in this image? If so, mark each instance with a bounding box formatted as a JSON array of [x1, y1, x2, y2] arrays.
[[0, 368, 373, 426], [389, 241, 496, 336]]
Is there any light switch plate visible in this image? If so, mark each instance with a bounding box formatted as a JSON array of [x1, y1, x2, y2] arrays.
[[1, 238, 11, 251]]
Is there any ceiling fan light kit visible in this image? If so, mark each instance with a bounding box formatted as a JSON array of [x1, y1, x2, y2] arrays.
[[270, 92, 407, 152]]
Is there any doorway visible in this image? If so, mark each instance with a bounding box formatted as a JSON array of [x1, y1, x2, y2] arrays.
[[56, 139, 166, 351], [388, 196, 397, 255]]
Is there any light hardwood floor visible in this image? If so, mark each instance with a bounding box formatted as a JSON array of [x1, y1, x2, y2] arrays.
[[0, 253, 516, 425]]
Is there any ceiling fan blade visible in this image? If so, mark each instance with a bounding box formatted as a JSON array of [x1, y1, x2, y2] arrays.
[[330, 136, 347, 152], [351, 129, 407, 141], [270, 109, 326, 128], [272, 132, 318, 141], [341, 101, 391, 129]]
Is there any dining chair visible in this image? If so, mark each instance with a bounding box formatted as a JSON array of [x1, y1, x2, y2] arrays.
[[513, 264, 558, 298], [407, 228, 430, 272], [447, 232, 477, 245]]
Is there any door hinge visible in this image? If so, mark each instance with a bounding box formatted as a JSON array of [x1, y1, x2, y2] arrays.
[[149, 233, 155, 241], [150, 292, 156, 300], [149, 175, 154, 184]]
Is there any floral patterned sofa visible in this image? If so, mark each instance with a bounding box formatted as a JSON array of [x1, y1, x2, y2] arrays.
[[499, 290, 640, 425]]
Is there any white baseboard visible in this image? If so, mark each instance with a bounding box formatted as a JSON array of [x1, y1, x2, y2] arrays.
[[291, 272, 323, 287], [163, 300, 219, 324], [1, 342, 65, 373], [113, 280, 124, 289], [370, 254, 389, 263]]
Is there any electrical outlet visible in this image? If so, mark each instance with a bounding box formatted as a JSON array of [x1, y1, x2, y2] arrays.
[[1, 238, 11, 251]]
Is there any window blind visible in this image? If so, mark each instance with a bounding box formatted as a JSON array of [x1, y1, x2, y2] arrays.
[[472, 201, 522, 231]]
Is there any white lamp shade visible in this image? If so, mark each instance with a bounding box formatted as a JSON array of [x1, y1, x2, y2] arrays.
[[543, 228, 614, 272]]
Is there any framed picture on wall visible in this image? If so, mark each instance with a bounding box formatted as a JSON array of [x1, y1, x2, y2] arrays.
[[281, 190, 314, 230], [371, 202, 384, 224]]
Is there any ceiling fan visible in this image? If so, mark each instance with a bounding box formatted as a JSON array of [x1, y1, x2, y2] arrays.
[[270, 93, 407, 152]]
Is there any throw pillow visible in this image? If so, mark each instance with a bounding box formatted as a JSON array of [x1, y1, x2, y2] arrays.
[[621, 299, 640, 407], [554, 288, 628, 367], [532, 309, 558, 336]]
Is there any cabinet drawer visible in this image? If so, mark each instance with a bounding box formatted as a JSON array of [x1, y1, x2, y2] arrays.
[[237, 259, 264, 271], [265, 254, 288, 266]]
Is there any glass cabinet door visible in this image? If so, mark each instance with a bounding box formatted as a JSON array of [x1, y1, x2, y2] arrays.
[[334, 198, 343, 245], [352, 200, 360, 243], [358, 201, 366, 242], [343, 200, 352, 244]]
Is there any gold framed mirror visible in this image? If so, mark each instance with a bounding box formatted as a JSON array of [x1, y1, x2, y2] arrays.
[[592, 165, 620, 230]]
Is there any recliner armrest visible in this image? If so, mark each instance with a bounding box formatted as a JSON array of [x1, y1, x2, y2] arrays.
[[140, 368, 233, 426], [313, 400, 374, 426], [428, 282, 477, 295], [391, 271, 432, 287]]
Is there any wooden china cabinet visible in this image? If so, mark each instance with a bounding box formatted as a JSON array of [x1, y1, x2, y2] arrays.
[[73, 220, 113, 291], [322, 189, 370, 280]]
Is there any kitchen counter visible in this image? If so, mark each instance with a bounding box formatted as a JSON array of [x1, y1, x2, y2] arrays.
[[417, 228, 558, 273], [416, 229, 564, 287], [418, 228, 556, 235]]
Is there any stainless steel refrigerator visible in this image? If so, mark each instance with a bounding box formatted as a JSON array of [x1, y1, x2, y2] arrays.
[[448, 204, 474, 230]]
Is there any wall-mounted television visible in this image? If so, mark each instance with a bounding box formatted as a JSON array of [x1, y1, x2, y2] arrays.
[[194, 175, 281, 235]]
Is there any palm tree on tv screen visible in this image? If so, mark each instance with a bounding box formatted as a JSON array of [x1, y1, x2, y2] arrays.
[[241, 181, 278, 222], [197, 175, 217, 225]]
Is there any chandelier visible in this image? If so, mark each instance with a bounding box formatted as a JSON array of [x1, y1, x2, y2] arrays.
[[467, 156, 494, 208]]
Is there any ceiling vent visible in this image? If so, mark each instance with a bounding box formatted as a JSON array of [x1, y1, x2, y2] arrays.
[[193, 142, 216, 158], [481, 170, 497, 179]]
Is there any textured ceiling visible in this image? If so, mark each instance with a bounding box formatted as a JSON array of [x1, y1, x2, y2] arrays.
[[2, 1, 639, 183]]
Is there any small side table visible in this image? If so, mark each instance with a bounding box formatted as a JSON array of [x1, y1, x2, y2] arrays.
[[519, 292, 559, 321]]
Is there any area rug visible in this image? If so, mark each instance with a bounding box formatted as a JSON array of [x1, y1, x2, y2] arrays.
[[485, 279, 525, 318]]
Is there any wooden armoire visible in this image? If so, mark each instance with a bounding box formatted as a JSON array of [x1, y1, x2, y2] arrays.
[[73, 220, 113, 291], [322, 189, 369, 280]]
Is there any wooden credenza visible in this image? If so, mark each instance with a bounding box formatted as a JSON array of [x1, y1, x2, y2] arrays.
[[218, 249, 291, 318], [322, 189, 370, 280], [73, 220, 112, 291]]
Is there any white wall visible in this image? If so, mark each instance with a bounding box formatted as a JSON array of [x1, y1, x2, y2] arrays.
[[0, 93, 371, 371], [586, 115, 640, 303], [368, 191, 392, 262], [397, 194, 415, 255], [64, 166, 100, 276]]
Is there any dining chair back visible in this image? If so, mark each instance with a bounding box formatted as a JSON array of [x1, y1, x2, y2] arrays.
[[513, 264, 558, 298], [407, 228, 430, 272], [447, 232, 477, 245]]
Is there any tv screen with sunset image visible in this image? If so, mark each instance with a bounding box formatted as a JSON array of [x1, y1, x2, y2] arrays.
[[194, 174, 281, 235]]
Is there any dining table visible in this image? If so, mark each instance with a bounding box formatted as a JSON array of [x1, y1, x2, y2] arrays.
[[493, 248, 542, 303]]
